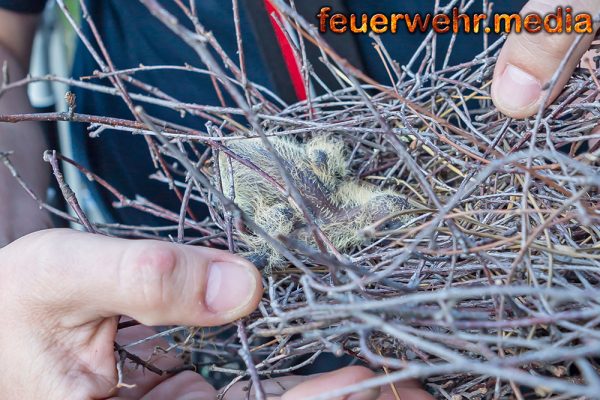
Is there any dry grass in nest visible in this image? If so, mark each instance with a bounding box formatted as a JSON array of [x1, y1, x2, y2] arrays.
[[1, 0, 599, 398]]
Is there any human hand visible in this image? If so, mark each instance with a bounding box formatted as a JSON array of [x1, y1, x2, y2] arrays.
[[224, 366, 435, 400], [491, 0, 600, 119], [0, 228, 262, 399]]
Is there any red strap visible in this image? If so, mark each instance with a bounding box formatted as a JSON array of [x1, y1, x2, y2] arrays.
[[263, 1, 307, 101]]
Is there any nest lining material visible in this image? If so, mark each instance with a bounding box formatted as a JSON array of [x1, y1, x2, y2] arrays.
[[0, 0, 598, 398]]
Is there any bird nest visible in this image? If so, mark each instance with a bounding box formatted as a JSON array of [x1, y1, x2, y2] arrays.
[[1, 0, 600, 399]]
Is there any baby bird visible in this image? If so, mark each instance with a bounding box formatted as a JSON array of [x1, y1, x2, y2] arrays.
[[218, 136, 409, 269]]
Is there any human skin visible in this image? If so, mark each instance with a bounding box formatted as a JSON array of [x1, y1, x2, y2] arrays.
[[0, 8, 431, 399], [491, 0, 600, 119], [0, 1, 598, 398], [0, 229, 434, 400], [0, 229, 262, 399]]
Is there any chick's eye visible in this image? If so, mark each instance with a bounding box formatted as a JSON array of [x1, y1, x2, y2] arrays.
[[311, 150, 329, 170], [380, 218, 404, 232]]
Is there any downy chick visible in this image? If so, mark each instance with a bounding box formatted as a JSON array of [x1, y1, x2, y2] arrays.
[[218, 136, 408, 269]]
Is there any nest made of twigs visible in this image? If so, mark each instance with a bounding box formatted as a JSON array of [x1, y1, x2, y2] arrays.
[[1, 0, 599, 398]]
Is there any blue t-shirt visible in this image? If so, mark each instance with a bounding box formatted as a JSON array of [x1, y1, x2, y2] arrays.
[[2, 0, 524, 226]]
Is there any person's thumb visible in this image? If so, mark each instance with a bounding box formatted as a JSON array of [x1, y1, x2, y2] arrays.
[[4, 229, 262, 327], [491, 1, 600, 119]]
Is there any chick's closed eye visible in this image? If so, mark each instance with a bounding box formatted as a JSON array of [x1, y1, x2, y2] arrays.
[[217, 136, 409, 270]]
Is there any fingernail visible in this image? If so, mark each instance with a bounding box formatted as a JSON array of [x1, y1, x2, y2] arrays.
[[496, 64, 542, 110], [348, 388, 380, 400], [205, 261, 257, 314]]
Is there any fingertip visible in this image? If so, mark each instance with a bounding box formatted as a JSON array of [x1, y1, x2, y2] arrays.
[[491, 63, 542, 119], [281, 366, 379, 400], [140, 371, 216, 400], [203, 258, 263, 322]]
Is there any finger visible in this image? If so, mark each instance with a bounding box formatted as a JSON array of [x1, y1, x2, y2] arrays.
[[380, 380, 435, 400], [6, 229, 262, 327], [223, 376, 309, 399], [281, 366, 380, 400], [223, 372, 435, 400], [142, 371, 216, 400], [491, 1, 600, 118], [115, 324, 184, 398], [110, 371, 216, 400]]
